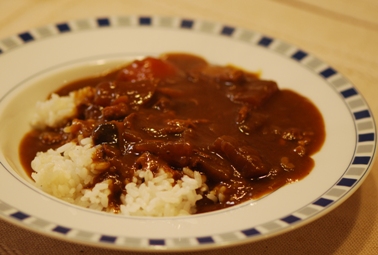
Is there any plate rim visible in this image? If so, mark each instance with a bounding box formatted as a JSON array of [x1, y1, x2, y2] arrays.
[[0, 15, 376, 252]]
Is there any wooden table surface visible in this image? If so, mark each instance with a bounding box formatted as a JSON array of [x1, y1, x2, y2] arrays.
[[0, 0, 377, 254]]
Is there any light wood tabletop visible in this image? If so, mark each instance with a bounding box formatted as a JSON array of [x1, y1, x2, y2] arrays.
[[0, 1, 377, 254]]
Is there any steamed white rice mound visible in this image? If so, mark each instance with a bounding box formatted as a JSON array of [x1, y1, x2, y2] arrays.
[[31, 137, 110, 211], [31, 93, 77, 129], [30, 87, 94, 129], [31, 137, 203, 215], [121, 168, 203, 216], [31, 138, 203, 215], [30, 90, 204, 216]]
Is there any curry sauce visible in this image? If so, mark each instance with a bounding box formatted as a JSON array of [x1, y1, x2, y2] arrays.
[[20, 53, 325, 213]]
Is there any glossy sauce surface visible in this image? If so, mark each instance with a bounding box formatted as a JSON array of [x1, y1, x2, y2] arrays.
[[20, 53, 325, 213]]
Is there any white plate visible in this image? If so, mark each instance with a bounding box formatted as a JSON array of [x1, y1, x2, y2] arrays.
[[0, 16, 375, 252]]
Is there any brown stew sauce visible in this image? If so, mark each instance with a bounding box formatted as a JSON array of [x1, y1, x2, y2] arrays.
[[19, 53, 325, 214]]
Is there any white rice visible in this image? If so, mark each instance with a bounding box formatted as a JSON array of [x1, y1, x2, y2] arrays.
[[31, 138, 204, 215], [30, 91, 205, 216], [31, 137, 107, 208], [121, 168, 203, 216], [31, 93, 77, 129], [30, 87, 94, 129]]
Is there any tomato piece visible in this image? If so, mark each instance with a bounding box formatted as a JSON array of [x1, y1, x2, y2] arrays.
[[117, 57, 178, 82]]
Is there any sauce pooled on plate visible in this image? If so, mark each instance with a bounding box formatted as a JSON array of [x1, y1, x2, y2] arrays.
[[20, 53, 325, 214]]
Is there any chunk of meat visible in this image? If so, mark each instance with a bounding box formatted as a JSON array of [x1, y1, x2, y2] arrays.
[[93, 81, 118, 107], [102, 103, 129, 120], [190, 152, 233, 182], [227, 80, 278, 107], [213, 135, 270, 178], [116, 80, 157, 106], [116, 57, 180, 82], [200, 65, 246, 85], [236, 107, 268, 135], [163, 53, 208, 72], [92, 123, 119, 145], [94, 79, 157, 108], [133, 140, 193, 168]]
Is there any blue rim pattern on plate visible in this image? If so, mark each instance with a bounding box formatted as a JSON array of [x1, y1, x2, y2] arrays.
[[0, 15, 376, 250]]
